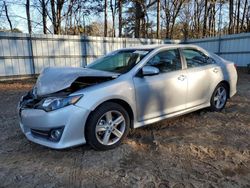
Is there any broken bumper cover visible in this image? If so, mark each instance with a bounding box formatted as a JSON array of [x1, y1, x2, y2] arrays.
[[19, 105, 90, 149]]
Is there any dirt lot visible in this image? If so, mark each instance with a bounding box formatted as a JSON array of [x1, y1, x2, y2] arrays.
[[0, 73, 249, 188]]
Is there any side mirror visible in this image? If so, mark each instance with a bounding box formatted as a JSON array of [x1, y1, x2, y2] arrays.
[[141, 65, 159, 76]]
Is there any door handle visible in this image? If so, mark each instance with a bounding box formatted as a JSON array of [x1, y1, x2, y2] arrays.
[[213, 68, 219, 73], [178, 75, 186, 81]]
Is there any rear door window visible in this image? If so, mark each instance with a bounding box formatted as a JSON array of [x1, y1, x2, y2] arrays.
[[182, 49, 215, 68]]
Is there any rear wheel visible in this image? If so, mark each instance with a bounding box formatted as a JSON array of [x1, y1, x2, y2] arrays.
[[210, 83, 228, 111], [86, 102, 130, 150]]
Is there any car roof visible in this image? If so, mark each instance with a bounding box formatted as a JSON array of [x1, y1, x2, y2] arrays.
[[121, 44, 201, 51]]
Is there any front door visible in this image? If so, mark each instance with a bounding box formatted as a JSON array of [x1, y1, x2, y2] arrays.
[[133, 49, 188, 122]]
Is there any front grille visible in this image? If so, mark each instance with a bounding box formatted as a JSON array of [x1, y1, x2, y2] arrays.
[[31, 129, 50, 139]]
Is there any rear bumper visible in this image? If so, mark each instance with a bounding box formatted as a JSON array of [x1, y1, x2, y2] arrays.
[[19, 105, 90, 149], [229, 70, 238, 98], [229, 87, 237, 98], [223, 62, 238, 98]]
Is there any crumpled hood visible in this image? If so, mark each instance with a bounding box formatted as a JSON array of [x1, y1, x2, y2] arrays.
[[34, 67, 119, 96]]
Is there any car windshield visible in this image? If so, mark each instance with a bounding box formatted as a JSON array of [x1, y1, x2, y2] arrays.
[[87, 49, 151, 74]]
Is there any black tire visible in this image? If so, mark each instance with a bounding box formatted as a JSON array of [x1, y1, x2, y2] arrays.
[[210, 83, 229, 111], [85, 102, 130, 150]]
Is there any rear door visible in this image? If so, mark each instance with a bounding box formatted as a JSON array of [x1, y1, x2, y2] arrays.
[[181, 48, 220, 108]]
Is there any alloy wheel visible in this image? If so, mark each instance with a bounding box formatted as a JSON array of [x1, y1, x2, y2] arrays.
[[95, 110, 126, 146], [214, 86, 227, 109]]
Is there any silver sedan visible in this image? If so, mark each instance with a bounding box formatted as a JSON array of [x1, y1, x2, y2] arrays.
[[18, 44, 237, 150]]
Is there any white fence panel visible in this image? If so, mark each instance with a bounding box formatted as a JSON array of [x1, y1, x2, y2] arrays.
[[0, 32, 249, 79]]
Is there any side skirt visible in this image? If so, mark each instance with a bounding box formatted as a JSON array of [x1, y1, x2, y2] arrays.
[[133, 103, 210, 129]]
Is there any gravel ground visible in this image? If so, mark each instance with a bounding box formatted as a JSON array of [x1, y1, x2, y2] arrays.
[[0, 73, 249, 188]]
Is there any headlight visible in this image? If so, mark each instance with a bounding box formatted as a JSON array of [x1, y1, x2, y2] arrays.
[[41, 95, 82, 112]]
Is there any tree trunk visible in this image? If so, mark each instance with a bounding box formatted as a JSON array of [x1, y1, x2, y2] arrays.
[[135, 2, 142, 38], [26, 0, 32, 34], [41, 0, 47, 34], [4, 1, 12, 31], [104, 0, 108, 37], [193, 0, 197, 36], [50, 0, 64, 34], [195, 0, 200, 37], [141, 16, 146, 38], [208, 4, 212, 36], [50, 0, 57, 34], [247, 5, 250, 32], [241, 0, 248, 31], [212, 3, 216, 36], [156, 0, 160, 38], [56, 0, 63, 34], [118, 0, 122, 37], [164, 0, 170, 39], [183, 22, 189, 41], [229, 0, 234, 34], [145, 11, 149, 37], [110, 0, 116, 37], [202, 0, 208, 37], [236, 0, 241, 33]]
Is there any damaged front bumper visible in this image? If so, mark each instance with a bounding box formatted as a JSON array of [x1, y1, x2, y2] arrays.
[[17, 67, 119, 149], [18, 103, 90, 149]]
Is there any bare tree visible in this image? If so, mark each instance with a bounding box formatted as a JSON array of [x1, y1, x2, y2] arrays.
[[40, 0, 48, 34], [110, 0, 116, 37], [26, 0, 32, 34], [133, 0, 157, 38], [241, 0, 248, 31], [134, 1, 142, 38], [236, 0, 241, 33], [104, 0, 108, 37], [208, 0, 216, 37], [229, 0, 234, 34], [247, 5, 250, 32], [180, 1, 192, 40], [50, 0, 64, 34], [156, 0, 160, 38], [50, 0, 57, 33], [162, 0, 184, 39], [202, 0, 208, 37], [3, 1, 12, 31], [118, 0, 122, 37], [194, 0, 205, 37], [56, 0, 64, 34]]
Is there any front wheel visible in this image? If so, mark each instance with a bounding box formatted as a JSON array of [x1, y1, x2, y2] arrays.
[[86, 102, 130, 150], [210, 83, 228, 111]]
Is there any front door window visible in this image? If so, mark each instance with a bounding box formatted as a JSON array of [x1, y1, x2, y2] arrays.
[[146, 49, 182, 73]]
